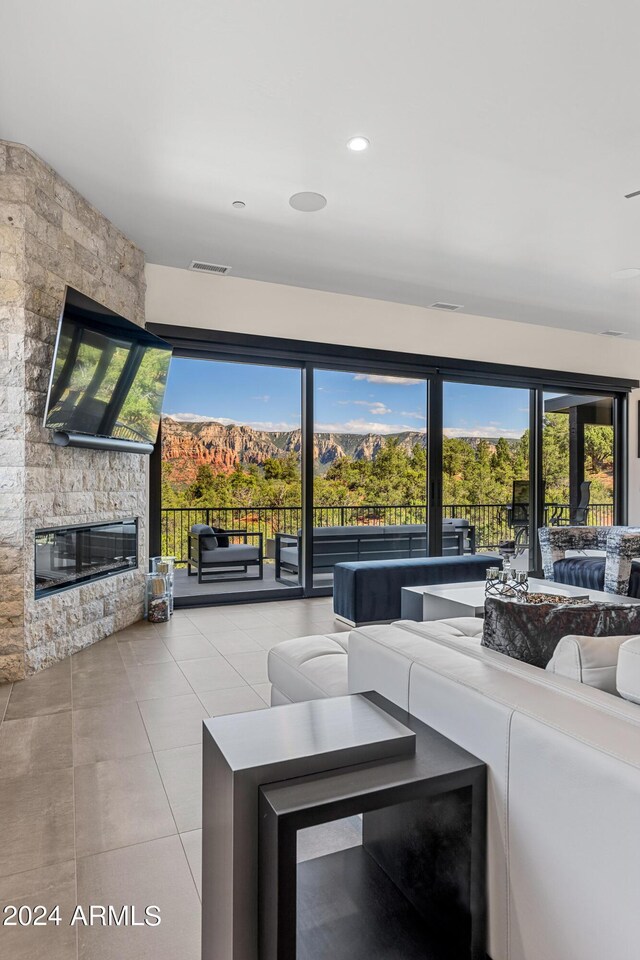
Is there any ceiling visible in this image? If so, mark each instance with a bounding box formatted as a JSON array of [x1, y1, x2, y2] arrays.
[[3, 0, 640, 336]]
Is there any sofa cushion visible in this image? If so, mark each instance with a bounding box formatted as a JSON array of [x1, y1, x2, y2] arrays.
[[617, 636, 640, 703], [191, 523, 214, 534], [483, 596, 640, 668], [211, 526, 230, 548], [553, 556, 640, 599], [394, 616, 484, 644], [546, 634, 630, 694], [201, 544, 259, 562], [279, 546, 299, 566], [200, 534, 219, 550], [268, 632, 349, 702]]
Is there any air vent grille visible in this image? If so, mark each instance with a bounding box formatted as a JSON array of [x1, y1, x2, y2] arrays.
[[600, 330, 626, 337], [430, 301, 463, 312], [188, 260, 231, 275]]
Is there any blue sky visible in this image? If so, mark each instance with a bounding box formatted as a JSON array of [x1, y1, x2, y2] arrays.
[[163, 358, 529, 437]]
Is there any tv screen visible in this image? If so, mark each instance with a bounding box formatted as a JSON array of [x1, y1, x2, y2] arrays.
[[44, 288, 172, 445]]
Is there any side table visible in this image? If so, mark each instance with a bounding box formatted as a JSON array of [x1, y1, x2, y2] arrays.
[[202, 692, 486, 960]]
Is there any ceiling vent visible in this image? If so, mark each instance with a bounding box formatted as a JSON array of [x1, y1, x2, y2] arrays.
[[600, 329, 626, 337], [188, 260, 231, 275], [430, 301, 463, 312]]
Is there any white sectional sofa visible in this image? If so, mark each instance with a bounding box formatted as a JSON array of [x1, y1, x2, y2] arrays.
[[268, 620, 640, 960]]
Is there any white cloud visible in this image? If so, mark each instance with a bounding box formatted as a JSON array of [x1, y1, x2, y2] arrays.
[[353, 374, 424, 386], [244, 420, 300, 431], [316, 418, 419, 435], [251, 395, 271, 402], [443, 426, 525, 439], [339, 399, 393, 415], [164, 412, 216, 423], [363, 401, 391, 416], [164, 413, 298, 431], [400, 410, 426, 420]]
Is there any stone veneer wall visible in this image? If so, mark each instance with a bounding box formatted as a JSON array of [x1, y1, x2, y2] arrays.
[[0, 142, 147, 681]]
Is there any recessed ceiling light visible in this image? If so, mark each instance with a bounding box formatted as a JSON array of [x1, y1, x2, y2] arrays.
[[231, 200, 245, 209], [600, 330, 626, 337], [611, 267, 640, 279], [289, 192, 327, 212], [347, 136, 370, 152]]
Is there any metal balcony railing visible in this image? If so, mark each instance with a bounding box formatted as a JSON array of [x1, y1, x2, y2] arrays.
[[160, 502, 615, 565]]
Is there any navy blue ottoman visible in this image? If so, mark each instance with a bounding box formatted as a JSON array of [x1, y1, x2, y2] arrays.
[[333, 554, 501, 626]]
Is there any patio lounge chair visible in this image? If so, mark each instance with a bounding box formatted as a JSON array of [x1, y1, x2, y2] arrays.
[[188, 524, 263, 583]]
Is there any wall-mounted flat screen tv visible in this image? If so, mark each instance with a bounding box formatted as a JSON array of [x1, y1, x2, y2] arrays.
[[44, 287, 172, 448]]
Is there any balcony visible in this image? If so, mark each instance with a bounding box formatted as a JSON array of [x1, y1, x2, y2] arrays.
[[160, 503, 614, 600]]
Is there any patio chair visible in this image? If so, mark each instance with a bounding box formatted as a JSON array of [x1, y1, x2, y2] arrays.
[[499, 480, 543, 559], [188, 524, 263, 583], [549, 481, 591, 526]]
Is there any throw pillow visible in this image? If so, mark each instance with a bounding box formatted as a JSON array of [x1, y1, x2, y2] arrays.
[[212, 526, 230, 548], [482, 596, 640, 668], [200, 534, 218, 550], [546, 634, 630, 693], [616, 636, 640, 704]]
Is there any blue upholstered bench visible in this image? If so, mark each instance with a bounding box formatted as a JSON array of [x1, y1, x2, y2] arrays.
[[333, 553, 501, 626]]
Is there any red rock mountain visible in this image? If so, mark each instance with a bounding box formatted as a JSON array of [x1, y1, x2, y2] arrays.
[[162, 416, 435, 486]]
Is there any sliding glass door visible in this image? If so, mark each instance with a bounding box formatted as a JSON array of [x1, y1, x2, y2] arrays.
[[543, 390, 616, 528], [160, 356, 303, 602], [442, 381, 530, 567], [310, 369, 428, 587], [149, 326, 631, 605]]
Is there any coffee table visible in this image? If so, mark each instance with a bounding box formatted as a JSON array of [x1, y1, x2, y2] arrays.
[[400, 577, 640, 622]]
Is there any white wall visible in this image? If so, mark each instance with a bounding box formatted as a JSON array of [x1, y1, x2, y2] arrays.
[[145, 263, 640, 521]]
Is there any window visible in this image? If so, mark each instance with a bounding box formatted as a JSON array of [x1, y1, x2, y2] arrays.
[[310, 369, 428, 586], [148, 325, 632, 604], [443, 382, 530, 565], [159, 357, 302, 601]]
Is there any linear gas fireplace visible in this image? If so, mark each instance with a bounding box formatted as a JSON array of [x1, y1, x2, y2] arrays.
[[35, 519, 138, 599]]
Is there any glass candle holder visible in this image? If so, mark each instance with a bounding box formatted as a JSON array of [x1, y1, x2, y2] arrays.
[[145, 572, 170, 623], [151, 556, 175, 613]]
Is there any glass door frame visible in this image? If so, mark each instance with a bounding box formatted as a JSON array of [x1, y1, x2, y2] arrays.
[[533, 383, 625, 573], [152, 347, 307, 606], [148, 325, 633, 604], [301, 359, 434, 596]]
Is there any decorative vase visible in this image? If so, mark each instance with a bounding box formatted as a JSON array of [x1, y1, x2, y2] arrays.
[[145, 572, 170, 623], [151, 556, 175, 613]]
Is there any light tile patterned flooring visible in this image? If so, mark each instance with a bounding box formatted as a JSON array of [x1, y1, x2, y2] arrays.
[[0, 596, 347, 960]]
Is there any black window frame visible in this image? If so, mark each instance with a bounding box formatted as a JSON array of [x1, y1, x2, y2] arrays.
[[149, 324, 635, 602]]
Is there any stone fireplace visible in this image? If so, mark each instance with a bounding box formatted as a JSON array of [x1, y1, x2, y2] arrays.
[[0, 141, 147, 681], [34, 519, 139, 600]]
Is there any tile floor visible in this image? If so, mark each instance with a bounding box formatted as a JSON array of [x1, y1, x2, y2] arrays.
[[0, 596, 348, 960]]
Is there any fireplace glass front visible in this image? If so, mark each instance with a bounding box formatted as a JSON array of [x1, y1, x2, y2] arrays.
[[35, 519, 138, 599]]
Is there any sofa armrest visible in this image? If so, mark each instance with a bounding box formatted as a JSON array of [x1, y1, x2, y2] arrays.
[[189, 532, 203, 563], [604, 528, 640, 595], [538, 525, 606, 579]]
